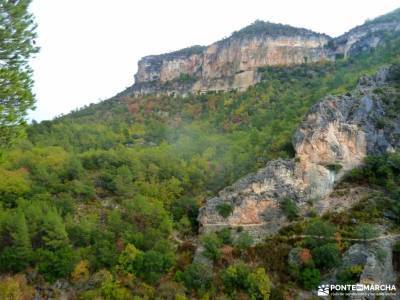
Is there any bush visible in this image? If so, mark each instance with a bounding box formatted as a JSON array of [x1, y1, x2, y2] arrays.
[[325, 163, 343, 172], [36, 246, 77, 283], [221, 261, 251, 293], [216, 203, 234, 218], [0, 274, 34, 300], [221, 262, 271, 299], [201, 233, 222, 261], [176, 263, 212, 292], [304, 220, 336, 248], [336, 265, 363, 284], [312, 243, 340, 269], [234, 232, 253, 250], [280, 198, 299, 221], [247, 268, 272, 300], [354, 224, 379, 242], [300, 268, 320, 290], [217, 228, 232, 245], [133, 250, 172, 284]]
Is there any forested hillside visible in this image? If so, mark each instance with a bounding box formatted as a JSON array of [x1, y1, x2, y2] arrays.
[[0, 24, 400, 300]]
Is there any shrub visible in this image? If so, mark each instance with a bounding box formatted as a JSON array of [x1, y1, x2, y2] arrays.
[[375, 247, 387, 263], [312, 243, 341, 269], [300, 268, 320, 290], [221, 262, 271, 299], [71, 260, 90, 283], [280, 198, 299, 221], [354, 224, 379, 242], [176, 263, 212, 292], [201, 232, 222, 261], [247, 267, 272, 300], [304, 220, 336, 248], [36, 246, 77, 283], [221, 261, 251, 293], [0, 274, 34, 300], [217, 228, 232, 245], [325, 163, 343, 172], [216, 203, 234, 218], [336, 265, 363, 284], [234, 232, 253, 250], [133, 250, 172, 284]]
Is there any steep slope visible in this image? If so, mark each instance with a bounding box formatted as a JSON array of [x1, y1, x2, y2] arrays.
[[127, 8, 400, 96], [2, 11, 400, 299], [198, 65, 400, 241]]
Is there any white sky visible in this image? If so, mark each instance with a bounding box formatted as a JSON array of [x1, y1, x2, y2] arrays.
[[29, 0, 400, 121]]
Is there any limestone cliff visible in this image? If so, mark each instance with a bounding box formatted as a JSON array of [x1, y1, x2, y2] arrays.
[[131, 22, 330, 95], [197, 65, 400, 241], [127, 9, 400, 96]]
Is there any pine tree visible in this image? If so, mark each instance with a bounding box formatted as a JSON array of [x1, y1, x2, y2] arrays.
[[0, 0, 39, 149], [0, 211, 32, 272]]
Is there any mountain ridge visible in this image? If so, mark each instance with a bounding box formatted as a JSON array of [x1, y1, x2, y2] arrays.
[[125, 8, 400, 96]]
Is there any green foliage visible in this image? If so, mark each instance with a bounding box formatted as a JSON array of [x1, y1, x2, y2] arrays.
[[0, 23, 399, 295], [231, 19, 321, 38], [0, 211, 32, 272], [280, 198, 299, 221], [80, 271, 135, 300], [247, 268, 271, 300], [375, 247, 387, 264], [354, 224, 379, 241], [201, 232, 222, 261], [176, 263, 212, 292], [345, 152, 400, 223], [0, 0, 39, 149], [221, 262, 271, 299], [36, 246, 76, 283], [0, 168, 30, 207], [221, 261, 251, 294], [394, 241, 400, 253], [336, 265, 363, 284], [216, 203, 233, 218], [217, 228, 232, 245], [304, 220, 336, 248], [118, 243, 141, 274], [133, 250, 174, 284], [300, 268, 320, 290], [235, 231, 253, 250], [312, 243, 340, 269], [178, 73, 195, 83], [325, 163, 343, 172]]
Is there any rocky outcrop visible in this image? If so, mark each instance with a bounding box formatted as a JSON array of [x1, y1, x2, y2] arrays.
[[197, 66, 400, 241], [322, 229, 400, 299], [131, 23, 330, 95], [331, 8, 400, 58], [127, 9, 400, 96]]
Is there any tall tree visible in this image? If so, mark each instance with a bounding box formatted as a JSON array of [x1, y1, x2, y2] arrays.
[[0, 0, 38, 149]]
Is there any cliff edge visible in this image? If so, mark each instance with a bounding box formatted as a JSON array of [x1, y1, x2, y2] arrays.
[[126, 9, 400, 96]]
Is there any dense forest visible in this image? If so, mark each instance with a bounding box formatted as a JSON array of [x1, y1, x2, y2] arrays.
[[1, 4, 400, 299]]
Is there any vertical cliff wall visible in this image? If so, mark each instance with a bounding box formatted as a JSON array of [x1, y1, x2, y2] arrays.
[[130, 22, 331, 95], [126, 10, 400, 96]]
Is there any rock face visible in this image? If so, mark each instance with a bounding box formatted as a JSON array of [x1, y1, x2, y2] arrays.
[[131, 23, 330, 95], [127, 9, 400, 96], [323, 230, 400, 298], [197, 66, 400, 241]]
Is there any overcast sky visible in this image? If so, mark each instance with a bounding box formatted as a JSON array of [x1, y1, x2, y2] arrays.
[[29, 0, 400, 121]]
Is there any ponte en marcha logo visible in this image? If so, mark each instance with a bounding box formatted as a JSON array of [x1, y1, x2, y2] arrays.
[[317, 283, 397, 297]]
